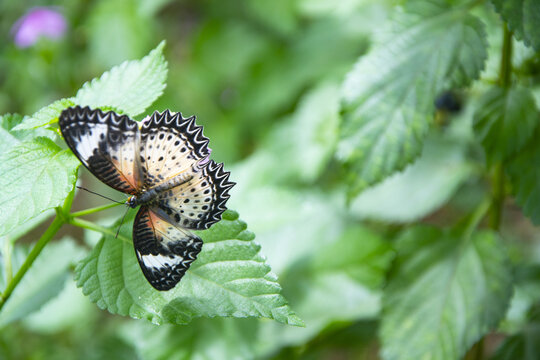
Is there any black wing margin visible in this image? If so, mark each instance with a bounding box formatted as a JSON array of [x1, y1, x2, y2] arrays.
[[133, 206, 203, 291], [59, 106, 143, 194]]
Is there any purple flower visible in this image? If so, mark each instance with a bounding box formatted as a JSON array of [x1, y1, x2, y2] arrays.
[[12, 7, 67, 48]]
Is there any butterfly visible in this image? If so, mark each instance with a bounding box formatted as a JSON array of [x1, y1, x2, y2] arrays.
[[58, 106, 234, 291]]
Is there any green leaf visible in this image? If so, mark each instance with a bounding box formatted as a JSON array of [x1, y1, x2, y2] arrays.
[[350, 136, 474, 223], [75, 41, 167, 117], [507, 135, 540, 224], [12, 98, 76, 130], [381, 227, 513, 360], [0, 238, 86, 326], [493, 304, 540, 360], [0, 137, 79, 236], [338, 0, 487, 196], [473, 86, 538, 163], [75, 210, 302, 326], [491, 0, 540, 51]]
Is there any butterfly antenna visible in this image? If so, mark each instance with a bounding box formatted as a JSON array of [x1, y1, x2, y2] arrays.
[[115, 206, 130, 239], [76, 186, 124, 204]]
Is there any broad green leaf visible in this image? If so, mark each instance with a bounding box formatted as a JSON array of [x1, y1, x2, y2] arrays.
[[507, 135, 540, 224], [12, 98, 75, 130], [0, 137, 79, 236], [0, 238, 86, 326], [473, 86, 538, 163], [493, 304, 540, 360], [75, 41, 167, 117], [381, 227, 513, 360], [491, 0, 540, 51], [75, 210, 302, 326], [350, 136, 474, 223], [339, 0, 487, 196]]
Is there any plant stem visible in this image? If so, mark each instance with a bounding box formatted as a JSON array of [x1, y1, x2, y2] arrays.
[[71, 202, 123, 217], [488, 25, 512, 231], [0, 214, 64, 311], [69, 218, 131, 244]]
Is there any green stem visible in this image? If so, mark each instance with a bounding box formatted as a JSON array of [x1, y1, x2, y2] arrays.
[[0, 215, 64, 311], [71, 202, 123, 217], [69, 218, 131, 244], [488, 25, 512, 232]]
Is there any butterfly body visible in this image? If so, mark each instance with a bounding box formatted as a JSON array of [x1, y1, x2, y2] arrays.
[[59, 106, 234, 291]]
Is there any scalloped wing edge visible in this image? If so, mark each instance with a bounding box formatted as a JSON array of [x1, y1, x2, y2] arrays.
[[141, 110, 210, 159]]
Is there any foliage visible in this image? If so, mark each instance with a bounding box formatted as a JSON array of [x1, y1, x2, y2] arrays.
[[1, 0, 540, 359]]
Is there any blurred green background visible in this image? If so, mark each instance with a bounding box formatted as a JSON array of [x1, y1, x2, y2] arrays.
[[2, 0, 540, 359]]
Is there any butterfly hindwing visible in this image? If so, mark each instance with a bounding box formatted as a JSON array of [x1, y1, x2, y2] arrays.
[[156, 160, 234, 230], [59, 106, 143, 194], [133, 206, 203, 291], [139, 110, 210, 189]]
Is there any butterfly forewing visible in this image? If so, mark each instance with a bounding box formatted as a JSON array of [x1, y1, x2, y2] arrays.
[[133, 206, 203, 291], [139, 110, 210, 188], [59, 106, 143, 194]]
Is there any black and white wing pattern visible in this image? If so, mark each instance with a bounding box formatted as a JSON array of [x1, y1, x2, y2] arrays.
[[59, 106, 143, 194], [139, 111, 235, 230], [154, 160, 234, 230], [133, 207, 202, 291]]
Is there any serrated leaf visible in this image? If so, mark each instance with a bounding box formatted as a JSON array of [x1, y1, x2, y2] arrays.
[[75, 210, 302, 326], [0, 238, 86, 326], [350, 135, 474, 223], [491, 0, 540, 51], [338, 0, 487, 196], [473, 86, 538, 163], [12, 98, 76, 130], [75, 41, 167, 116], [381, 227, 513, 360], [0, 137, 79, 236], [507, 134, 540, 224]]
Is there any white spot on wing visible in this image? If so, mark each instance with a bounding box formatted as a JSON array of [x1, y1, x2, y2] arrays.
[[140, 253, 183, 269]]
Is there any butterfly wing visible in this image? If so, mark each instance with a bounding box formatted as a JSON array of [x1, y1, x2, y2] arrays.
[[133, 206, 202, 291], [59, 106, 143, 194], [139, 110, 234, 229], [156, 160, 234, 230], [139, 110, 210, 188]]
